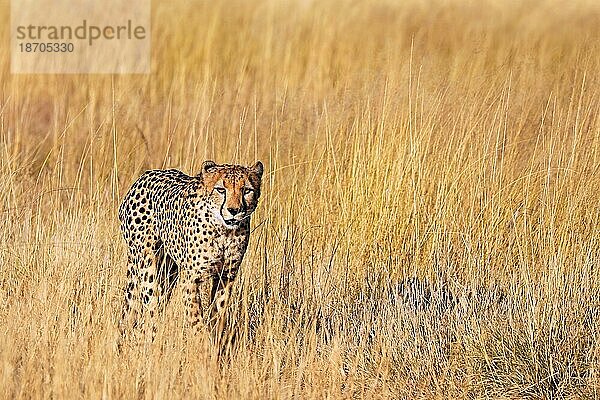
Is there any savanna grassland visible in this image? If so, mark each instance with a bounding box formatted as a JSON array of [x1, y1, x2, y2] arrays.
[[1, 0, 600, 398]]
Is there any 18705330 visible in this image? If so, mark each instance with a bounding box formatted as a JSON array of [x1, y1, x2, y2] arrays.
[[18, 42, 74, 53]]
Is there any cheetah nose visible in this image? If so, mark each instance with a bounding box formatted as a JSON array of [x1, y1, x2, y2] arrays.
[[227, 207, 241, 216]]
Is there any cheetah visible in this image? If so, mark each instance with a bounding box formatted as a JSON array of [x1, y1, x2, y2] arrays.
[[118, 160, 263, 337]]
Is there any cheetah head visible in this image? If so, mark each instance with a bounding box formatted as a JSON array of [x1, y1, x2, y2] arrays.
[[200, 160, 264, 229]]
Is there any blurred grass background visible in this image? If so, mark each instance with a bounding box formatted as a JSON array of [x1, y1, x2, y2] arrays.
[[1, 0, 600, 398]]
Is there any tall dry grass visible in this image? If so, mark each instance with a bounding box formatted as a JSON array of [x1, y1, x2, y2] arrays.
[[1, 0, 600, 398]]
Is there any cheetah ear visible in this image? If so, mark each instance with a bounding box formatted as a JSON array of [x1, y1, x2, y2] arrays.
[[201, 160, 217, 174], [250, 161, 264, 179]]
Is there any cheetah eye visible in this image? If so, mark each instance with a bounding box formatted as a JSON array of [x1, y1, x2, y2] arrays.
[[244, 188, 254, 195], [215, 187, 226, 195]]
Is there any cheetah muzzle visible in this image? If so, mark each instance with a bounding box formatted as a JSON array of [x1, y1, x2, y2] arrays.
[[118, 160, 264, 338]]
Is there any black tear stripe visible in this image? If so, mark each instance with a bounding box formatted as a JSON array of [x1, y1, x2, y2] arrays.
[[220, 193, 227, 218], [216, 185, 227, 213]]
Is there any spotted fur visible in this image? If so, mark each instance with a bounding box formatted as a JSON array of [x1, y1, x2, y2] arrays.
[[118, 160, 263, 337]]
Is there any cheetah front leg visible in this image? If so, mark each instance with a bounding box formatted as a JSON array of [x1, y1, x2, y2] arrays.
[[212, 264, 240, 312], [182, 265, 214, 334], [207, 259, 241, 334]]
